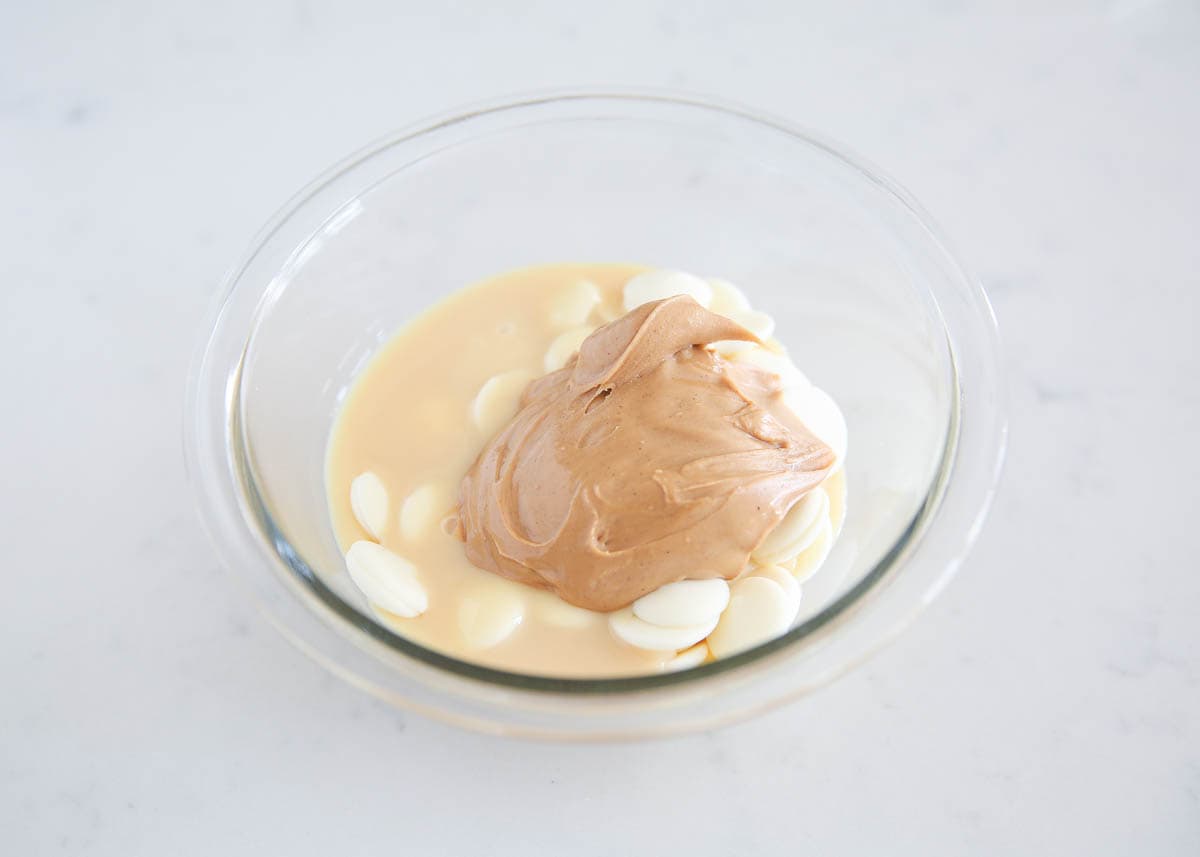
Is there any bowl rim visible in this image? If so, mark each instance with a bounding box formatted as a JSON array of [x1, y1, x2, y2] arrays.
[[185, 88, 1006, 736]]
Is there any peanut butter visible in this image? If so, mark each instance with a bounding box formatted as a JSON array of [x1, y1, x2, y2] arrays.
[[457, 296, 836, 612]]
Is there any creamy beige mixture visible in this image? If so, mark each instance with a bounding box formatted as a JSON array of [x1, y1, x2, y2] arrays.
[[327, 263, 845, 677]]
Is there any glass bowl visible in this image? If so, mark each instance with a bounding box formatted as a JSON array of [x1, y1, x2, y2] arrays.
[[185, 91, 1005, 740]]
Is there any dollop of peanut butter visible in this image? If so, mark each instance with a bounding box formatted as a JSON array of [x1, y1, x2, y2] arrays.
[[457, 296, 835, 612]]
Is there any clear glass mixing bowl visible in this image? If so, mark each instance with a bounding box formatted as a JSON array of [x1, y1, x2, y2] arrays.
[[185, 91, 1005, 740]]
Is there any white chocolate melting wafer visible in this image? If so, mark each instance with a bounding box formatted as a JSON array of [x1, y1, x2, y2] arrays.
[[543, 326, 593, 372], [826, 474, 846, 538], [609, 607, 717, 652], [708, 576, 795, 658], [707, 277, 751, 315], [400, 482, 453, 542], [471, 369, 536, 437], [791, 517, 834, 583], [729, 309, 776, 341], [632, 579, 730, 628], [783, 384, 848, 462], [753, 488, 829, 566], [344, 541, 427, 618], [663, 642, 710, 672], [549, 279, 601, 327], [730, 344, 808, 387], [458, 586, 525, 649], [622, 270, 712, 311], [349, 471, 389, 540], [752, 564, 802, 615]]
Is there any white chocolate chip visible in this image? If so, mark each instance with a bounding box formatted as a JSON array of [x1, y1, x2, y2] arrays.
[[632, 579, 730, 628], [399, 482, 453, 543], [344, 541, 428, 618], [457, 585, 525, 649], [753, 488, 830, 566], [783, 384, 848, 462], [708, 576, 796, 659], [543, 325, 593, 373], [622, 270, 713, 311], [471, 369, 536, 437], [751, 564, 803, 615], [663, 642, 710, 672], [707, 277, 751, 315], [609, 607, 717, 652], [349, 472, 389, 540], [549, 279, 601, 327], [791, 517, 834, 583]]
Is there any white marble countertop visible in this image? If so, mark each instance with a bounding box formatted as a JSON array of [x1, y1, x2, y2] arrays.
[[4, 2, 1198, 853]]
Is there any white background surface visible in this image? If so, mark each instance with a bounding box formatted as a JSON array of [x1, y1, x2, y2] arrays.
[[4, 2, 1198, 853]]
